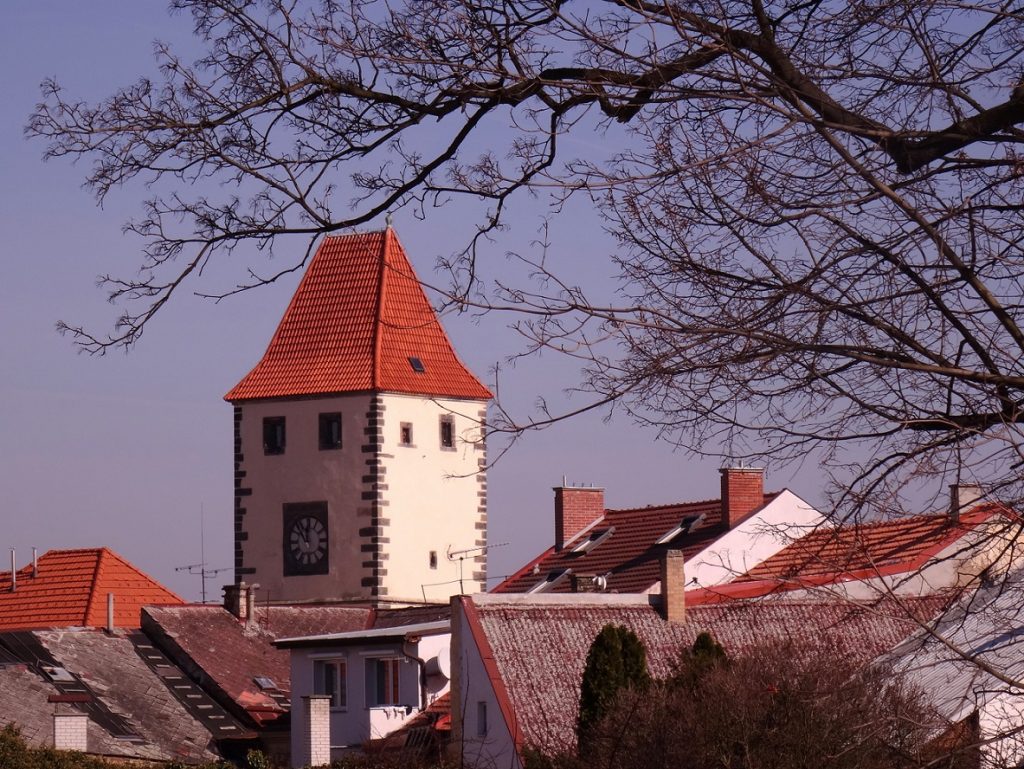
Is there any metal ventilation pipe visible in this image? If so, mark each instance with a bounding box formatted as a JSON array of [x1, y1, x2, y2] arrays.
[[32, 548, 38, 578], [9, 549, 15, 593], [107, 593, 115, 634]]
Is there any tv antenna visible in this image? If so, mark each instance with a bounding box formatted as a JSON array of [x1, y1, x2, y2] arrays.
[[447, 542, 508, 594], [175, 504, 229, 603]]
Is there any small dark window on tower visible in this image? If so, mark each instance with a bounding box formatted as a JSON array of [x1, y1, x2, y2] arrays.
[[263, 417, 286, 455], [408, 356, 426, 373], [319, 413, 342, 450], [400, 422, 414, 446], [429, 551, 438, 570], [439, 416, 454, 449]]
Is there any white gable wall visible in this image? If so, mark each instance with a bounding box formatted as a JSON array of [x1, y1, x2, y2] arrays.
[[670, 490, 828, 588]]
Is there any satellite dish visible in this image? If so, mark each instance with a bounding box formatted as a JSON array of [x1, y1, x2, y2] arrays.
[[425, 645, 451, 680]]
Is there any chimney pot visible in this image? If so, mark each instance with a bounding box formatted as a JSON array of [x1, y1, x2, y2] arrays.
[[553, 484, 605, 550], [719, 467, 765, 529], [660, 549, 686, 623]]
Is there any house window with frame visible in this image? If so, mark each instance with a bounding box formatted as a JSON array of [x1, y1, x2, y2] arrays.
[[319, 412, 342, 450], [365, 657, 402, 707], [263, 417, 286, 455], [400, 422, 413, 447], [313, 658, 347, 710], [439, 415, 454, 449]]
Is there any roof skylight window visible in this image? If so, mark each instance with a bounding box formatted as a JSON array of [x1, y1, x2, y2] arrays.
[[42, 665, 76, 683], [408, 356, 426, 373], [570, 527, 615, 555], [527, 568, 572, 594], [254, 675, 277, 690], [656, 513, 707, 545]]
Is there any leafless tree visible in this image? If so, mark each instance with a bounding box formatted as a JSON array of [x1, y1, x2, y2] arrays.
[[530, 640, 980, 769], [28, 0, 1024, 514]]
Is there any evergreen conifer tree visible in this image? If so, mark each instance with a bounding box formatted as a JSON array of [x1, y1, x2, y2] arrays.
[[577, 624, 650, 753]]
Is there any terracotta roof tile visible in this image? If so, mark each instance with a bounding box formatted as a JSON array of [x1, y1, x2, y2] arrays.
[[226, 229, 491, 402], [736, 506, 1003, 584], [0, 549, 183, 631], [493, 494, 778, 594], [466, 593, 949, 755]]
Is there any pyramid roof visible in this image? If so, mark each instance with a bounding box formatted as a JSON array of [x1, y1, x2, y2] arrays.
[[225, 229, 491, 402]]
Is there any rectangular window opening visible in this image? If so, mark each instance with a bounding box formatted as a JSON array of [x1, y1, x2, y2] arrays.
[[366, 658, 402, 707], [319, 412, 343, 450], [429, 550, 438, 570], [263, 417, 286, 455], [313, 659, 347, 710], [408, 356, 426, 373], [440, 416, 454, 449], [477, 701, 488, 737], [400, 422, 413, 446]]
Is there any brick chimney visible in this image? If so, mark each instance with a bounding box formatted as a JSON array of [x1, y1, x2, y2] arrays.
[[554, 484, 605, 550], [719, 467, 765, 529], [223, 581, 249, 620], [660, 548, 686, 623], [949, 483, 983, 522]]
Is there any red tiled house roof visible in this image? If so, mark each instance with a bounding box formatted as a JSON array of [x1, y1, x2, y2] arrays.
[[460, 593, 949, 757], [494, 493, 778, 594], [141, 603, 450, 728], [0, 548, 183, 631], [735, 506, 1005, 587], [225, 229, 491, 402]]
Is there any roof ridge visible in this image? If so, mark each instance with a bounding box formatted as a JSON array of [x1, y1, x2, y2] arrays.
[[83, 548, 106, 626], [223, 235, 324, 402], [371, 228, 390, 390]]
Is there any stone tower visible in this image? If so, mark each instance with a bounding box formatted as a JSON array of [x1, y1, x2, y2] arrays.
[[225, 228, 490, 604]]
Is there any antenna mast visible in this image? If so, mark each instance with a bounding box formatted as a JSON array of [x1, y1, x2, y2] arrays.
[[175, 504, 229, 603]]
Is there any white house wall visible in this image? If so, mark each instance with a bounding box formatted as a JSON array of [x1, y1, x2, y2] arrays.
[[451, 599, 521, 769], [378, 394, 487, 602], [289, 632, 452, 765]]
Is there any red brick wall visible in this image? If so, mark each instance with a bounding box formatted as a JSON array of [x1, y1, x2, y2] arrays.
[[719, 468, 764, 529], [554, 487, 605, 549]]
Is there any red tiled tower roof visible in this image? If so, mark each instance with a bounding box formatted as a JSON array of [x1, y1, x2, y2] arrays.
[[225, 229, 492, 402], [0, 548, 184, 631]]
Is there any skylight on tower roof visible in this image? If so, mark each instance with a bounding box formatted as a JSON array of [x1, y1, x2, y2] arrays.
[[408, 356, 426, 373]]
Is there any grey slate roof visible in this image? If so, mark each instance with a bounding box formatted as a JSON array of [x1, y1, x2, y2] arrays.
[[0, 628, 223, 763]]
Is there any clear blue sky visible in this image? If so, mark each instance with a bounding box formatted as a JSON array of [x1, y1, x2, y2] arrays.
[[0, 3, 822, 600]]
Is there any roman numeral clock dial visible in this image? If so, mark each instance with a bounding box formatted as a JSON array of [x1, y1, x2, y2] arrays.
[[283, 502, 329, 576]]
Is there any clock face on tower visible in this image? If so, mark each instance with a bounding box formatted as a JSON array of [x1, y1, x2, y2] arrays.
[[282, 502, 330, 576]]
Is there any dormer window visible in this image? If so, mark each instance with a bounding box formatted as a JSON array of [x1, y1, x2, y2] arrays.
[[408, 356, 426, 373], [263, 417, 286, 455]]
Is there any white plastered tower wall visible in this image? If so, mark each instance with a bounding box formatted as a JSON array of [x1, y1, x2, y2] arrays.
[[378, 394, 487, 602], [234, 393, 375, 603]]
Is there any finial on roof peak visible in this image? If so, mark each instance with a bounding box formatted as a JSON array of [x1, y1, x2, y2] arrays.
[[385, 212, 393, 229]]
